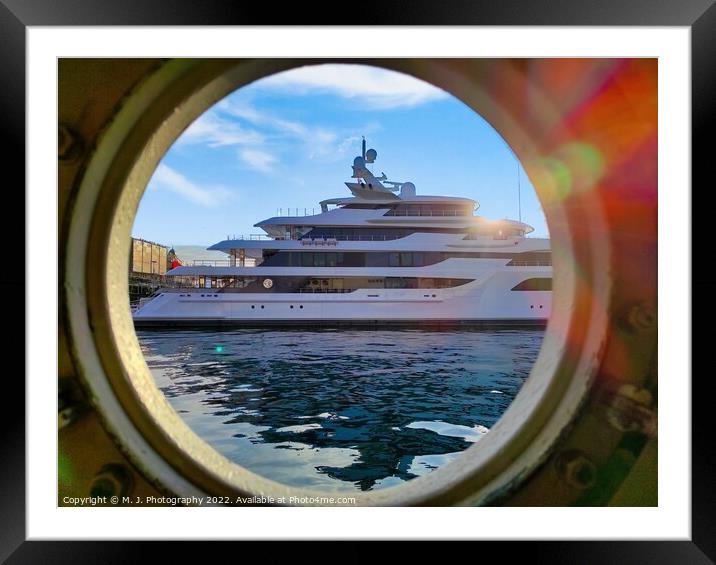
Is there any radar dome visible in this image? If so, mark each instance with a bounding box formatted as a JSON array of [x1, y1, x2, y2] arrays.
[[365, 148, 377, 163], [400, 182, 416, 197], [353, 156, 366, 168]]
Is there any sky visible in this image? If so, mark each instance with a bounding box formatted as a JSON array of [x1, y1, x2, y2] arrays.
[[132, 64, 548, 248]]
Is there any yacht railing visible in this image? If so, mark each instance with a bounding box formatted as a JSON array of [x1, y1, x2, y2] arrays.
[[188, 260, 233, 266], [187, 260, 258, 267], [183, 258, 551, 267], [275, 208, 317, 217], [225, 234, 274, 241], [300, 238, 339, 246], [299, 234, 406, 243], [383, 210, 469, 217], [222, 233, 445, 244], [273, 208, 471, 218], [508, 261, 552, 267], [327, 235, 392, 241]]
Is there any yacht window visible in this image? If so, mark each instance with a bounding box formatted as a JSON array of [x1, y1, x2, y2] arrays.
[[257, 250, 552, 270], [506, 252, 552, 266], [511, 278, 553, 291]]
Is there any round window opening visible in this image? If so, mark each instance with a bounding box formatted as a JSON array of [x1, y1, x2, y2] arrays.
[[68, 59, 616, 506], [131, 63, 552, 494]]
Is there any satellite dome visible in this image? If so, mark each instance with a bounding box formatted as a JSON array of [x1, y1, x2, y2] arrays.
[[353, 156, 366, 168], [400, 182, 416, 197], [365, 148, 377, 163]]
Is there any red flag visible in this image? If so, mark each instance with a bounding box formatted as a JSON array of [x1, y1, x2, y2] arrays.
[[168, 248, 182, 270]]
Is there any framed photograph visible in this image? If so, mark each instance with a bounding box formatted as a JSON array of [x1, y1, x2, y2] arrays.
[[6, 0, 709, 559]]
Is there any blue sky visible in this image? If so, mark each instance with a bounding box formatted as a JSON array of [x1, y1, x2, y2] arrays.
[[133, 64, 547, 247]]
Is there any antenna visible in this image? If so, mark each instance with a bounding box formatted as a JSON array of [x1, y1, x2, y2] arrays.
[[361, 136, 366, 160], [517, 161, 522, 223]]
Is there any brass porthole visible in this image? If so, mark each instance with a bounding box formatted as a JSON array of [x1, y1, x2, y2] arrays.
[[60, 58, 656, 506]]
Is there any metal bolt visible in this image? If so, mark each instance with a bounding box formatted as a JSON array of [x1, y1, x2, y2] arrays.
[[605, 384, 657, 437], [625, 302, 656, 333], [58, 124, 81, 161], [555, 449, 597, 490], [615, 384, 652, 406], [58, 407, 76, 430], [58, 377, 89, 429], [89, 463, 134, 498]]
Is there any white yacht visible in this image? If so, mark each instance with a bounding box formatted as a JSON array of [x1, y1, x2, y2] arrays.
[[133, 142, 552, 327]]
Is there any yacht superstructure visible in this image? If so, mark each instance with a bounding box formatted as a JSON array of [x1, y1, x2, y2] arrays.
[[133, 142, 552, 326]]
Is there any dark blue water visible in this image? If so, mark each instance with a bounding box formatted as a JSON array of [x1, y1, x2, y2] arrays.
[[137, 329, 544, 492]]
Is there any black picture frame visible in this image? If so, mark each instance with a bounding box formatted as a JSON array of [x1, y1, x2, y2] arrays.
[[6, 0, 711, 561]]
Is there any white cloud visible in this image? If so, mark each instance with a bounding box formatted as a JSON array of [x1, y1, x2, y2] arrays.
[[219, 100, 307, 136], [221, 100, 349, 165], [239, 148, 277, 172], [337, 135, 363, 154], [170, 65, 431, 177], [149, 164, 232, 207], [176, 66, 407, 175], [220, 99, 378, 165], [179, 111, 264, 147], [254, 64, 448, 109]]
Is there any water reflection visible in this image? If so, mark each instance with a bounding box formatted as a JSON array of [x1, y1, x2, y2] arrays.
[[138, 329, 543, 491]]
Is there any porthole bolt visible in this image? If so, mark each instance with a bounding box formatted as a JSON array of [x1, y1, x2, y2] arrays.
[[624, 301, 656, 333], [58, 406, 77, 429], [58, 123, 83, 161], [89, 463, 134, 499], [555, 449, 598, 490], [603, 384, 657, 437], [58, 377, 88, 429]]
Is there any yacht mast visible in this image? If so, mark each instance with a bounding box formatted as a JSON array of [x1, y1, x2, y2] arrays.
[[517, 161, 522, 223]]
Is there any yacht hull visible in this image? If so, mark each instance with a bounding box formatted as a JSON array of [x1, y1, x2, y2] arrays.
[[132, 274, 552, 328]]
